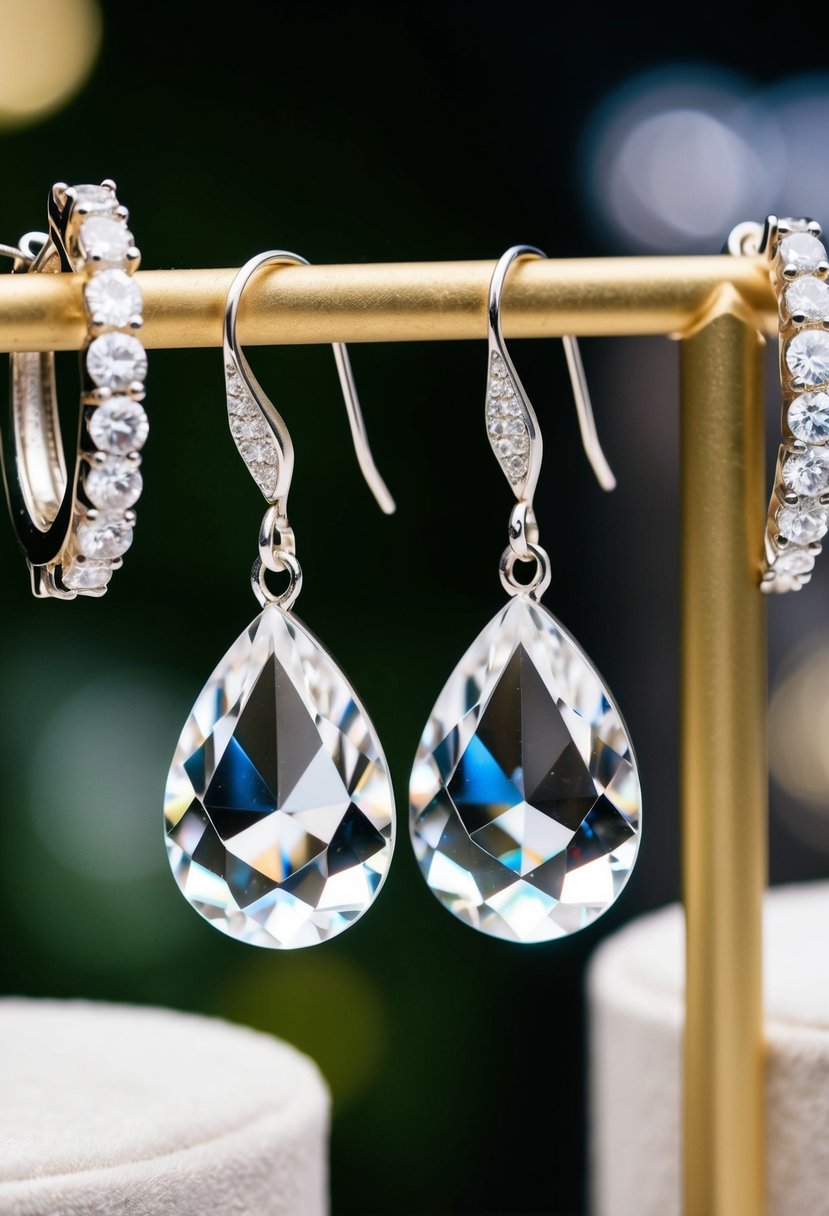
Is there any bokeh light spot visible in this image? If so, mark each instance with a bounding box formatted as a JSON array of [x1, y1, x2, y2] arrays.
[[217, 953, 388, 1108], [0, 0, 101, 129], [581, 65, 782, 251], [770, 637, 829, 811]]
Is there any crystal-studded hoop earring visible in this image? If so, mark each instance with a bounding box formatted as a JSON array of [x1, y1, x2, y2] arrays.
[[1, 180, 147, 598], [408, 245, 642, 943], [164, 251, 397, 950], [729, 215, 829, 592]]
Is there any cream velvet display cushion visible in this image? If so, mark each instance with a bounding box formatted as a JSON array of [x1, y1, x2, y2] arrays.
[[0, 999, 329, 1216], [589, 881, 829, 1216]]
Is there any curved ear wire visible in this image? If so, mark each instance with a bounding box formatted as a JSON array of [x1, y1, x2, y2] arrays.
[[223, 250, 395, 516], [486, 244, 616, 505]]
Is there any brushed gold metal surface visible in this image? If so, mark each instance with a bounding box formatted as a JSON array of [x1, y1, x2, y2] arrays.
[[0, 256, 775, 351], [680, 293, 767, 1216]]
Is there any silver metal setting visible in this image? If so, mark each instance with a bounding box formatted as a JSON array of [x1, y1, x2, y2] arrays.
[[223, 250, 395, 608], [1, 180, 146, 598], [486, 245, 615, 595], [730, 215, 829, 592]]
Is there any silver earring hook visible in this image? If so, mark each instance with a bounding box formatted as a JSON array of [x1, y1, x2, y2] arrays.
[[223, 249, 395, 517], [487, 244, 616, 502]]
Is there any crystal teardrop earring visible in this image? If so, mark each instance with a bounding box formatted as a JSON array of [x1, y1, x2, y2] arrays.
[[164, 251, 397, 949], [409, 245, 642, 943]]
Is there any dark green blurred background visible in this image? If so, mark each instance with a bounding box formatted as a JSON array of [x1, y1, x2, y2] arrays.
[[2, 4, 829, 1214]]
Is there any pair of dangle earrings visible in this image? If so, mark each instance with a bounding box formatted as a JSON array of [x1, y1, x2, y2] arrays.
[[164, 246, 642, 949]]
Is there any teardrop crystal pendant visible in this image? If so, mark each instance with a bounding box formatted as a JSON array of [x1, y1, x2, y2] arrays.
[[165, 604, 395, 949], [410, 596, 641, 943]]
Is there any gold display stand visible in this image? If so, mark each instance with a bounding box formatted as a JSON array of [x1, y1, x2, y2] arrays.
[[0, 256, 775, 1216]]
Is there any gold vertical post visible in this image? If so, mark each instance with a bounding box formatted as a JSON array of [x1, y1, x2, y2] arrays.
[[680, 290, 767, 1216]]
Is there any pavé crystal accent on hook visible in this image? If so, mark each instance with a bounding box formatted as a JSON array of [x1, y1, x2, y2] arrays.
[[486, 352, 529, 486], [410, 596, 641, 942], [226, 364, 280, 500], [165, 604, 395, 948]]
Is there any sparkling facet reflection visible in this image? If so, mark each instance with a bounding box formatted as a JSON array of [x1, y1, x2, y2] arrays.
[[410, 597, 641, 942], [165, 604, 395, 948]]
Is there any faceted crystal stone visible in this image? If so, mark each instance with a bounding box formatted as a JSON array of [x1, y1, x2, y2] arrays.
[[785, 331, 829, 386], [782, 447, 829, 496], [80, 217, 131, 265], [87, 333, 147, 389], [61, 561, 113, 591], [85, 456, 142, 509], [71, 183, 116, 212], [774, 548, 814, 577], [88, 398, 149, 453], [779, 232, 827, 272], [165, 604, 395, 948], [788, 390, 829, 443], [776, 498, 828, 544], [409, 596, 641, 942], [784, 276, 829, 322], [77, 513, 133, 559], [85, 269, 142, 328]]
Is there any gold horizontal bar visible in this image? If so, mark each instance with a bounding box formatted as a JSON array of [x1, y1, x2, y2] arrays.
[[0, 256, 775, 351]]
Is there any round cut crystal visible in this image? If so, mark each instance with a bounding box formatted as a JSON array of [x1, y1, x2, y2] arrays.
[[489, 380, 503, 397], [77, 513, 133, 559], [72, 184, 116, 208], [85, 456, 142, 509], [785, 331, 829, 386], [782, 447, 829, 496], [780, 232, 827, 272], [788, 390, 829, 443], [61, 561, 114, 591], [88, 397, 149, 453], [85, 270, 142, 328], [80, 217, 131, 265], [87, 333, 147, 389], [409, 596, 641, 942], [164, 604, 395, 948], [776, 498, 828, 544], [774, 548, 814, 577], [785, 276, 829, 322]]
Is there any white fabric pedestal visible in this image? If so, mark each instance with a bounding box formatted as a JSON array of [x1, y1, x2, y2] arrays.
[[589, 881, 829, 1216], [0, 999, 329, 1216]]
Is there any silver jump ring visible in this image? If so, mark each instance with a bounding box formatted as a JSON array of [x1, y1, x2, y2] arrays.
[[507, 500, 539, 560], [258, 504, 296, 574], [2, 180, 146, 599], [252, 549, 303, 609], [499, 542, 551, 601]]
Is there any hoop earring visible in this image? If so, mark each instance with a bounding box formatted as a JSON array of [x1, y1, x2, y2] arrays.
[[408, 245, 642, 943], [729, 216, 829, 591], [2, 180, 146, 598], [164, 251, 397, 949]]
